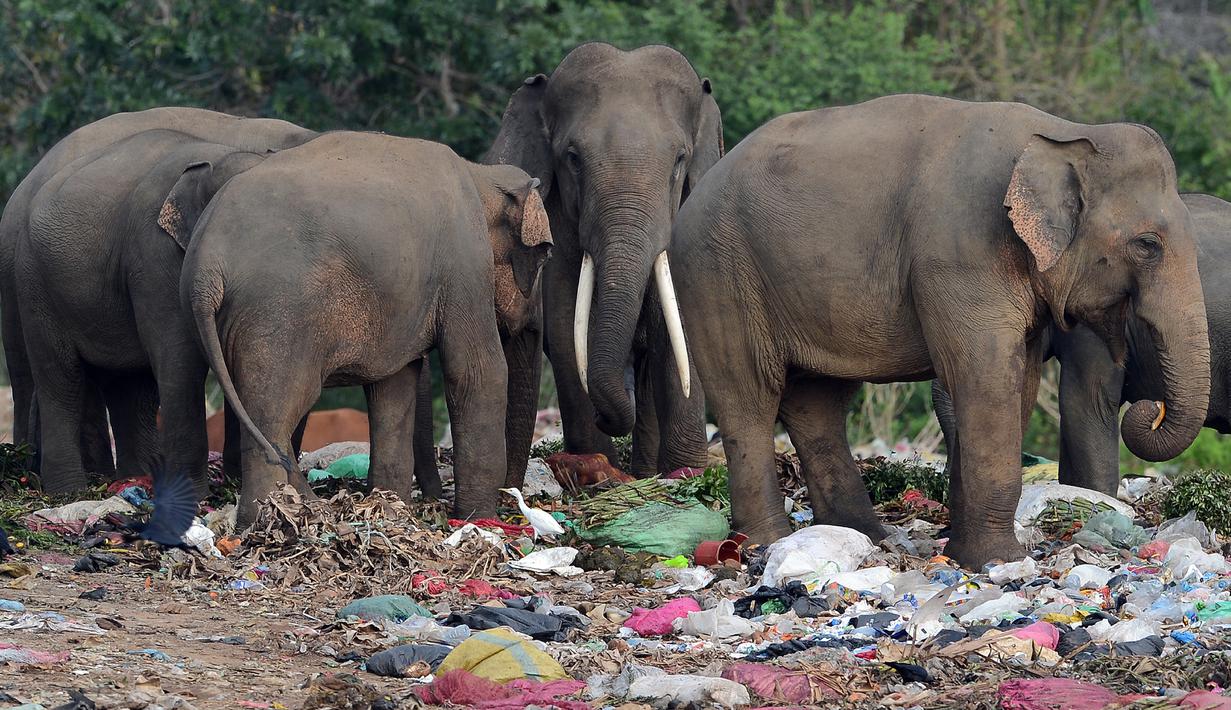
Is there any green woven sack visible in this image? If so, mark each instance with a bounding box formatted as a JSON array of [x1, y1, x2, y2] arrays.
[[578, 502, 730, 557]]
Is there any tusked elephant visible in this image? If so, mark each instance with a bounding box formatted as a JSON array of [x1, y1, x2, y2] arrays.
[[1, 108, 317, 494], [181, 132, 552, 526], [934, 192, 1231, 497], [488, 42, 722, 476], [670, 94, 1209, 568]]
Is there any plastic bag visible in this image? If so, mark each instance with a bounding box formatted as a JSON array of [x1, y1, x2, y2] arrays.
[[624, 598, 701, 636], [509, 547, 580, 575], [522, 458, 563, 498], [445, 606, 584, 642], [307, 453, 369, 483], [445, 524, 503, 548], [960, 592, 1027, 622], [988, 558, 1037, 584], [1063, 564, 1113, 590], [1088, 618, 1157, 643], [826, 566, 894, 592], [365, 643, 452, 677], [1156, 511, 1216, 549], [675, 599, 762, 639], [387, 616, 471, 646], [758, 525, 876, 588], [628, 674, 751, 708], [338, 595, 432, 622], [1015, 484, 1135, 524], [1164, 537, 1229, 579], [1070, 510, 1149, 550], [578, 502, 730, 557], [436, 628, 570, 683]]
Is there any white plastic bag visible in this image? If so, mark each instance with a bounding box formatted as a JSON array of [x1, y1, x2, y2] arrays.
[[444, 523, 502, 548], [675, 599, 762, 639], [1063, 564, 1113, 590], [629, 674, 750, 708], [1088, 617, 1157, 643], [758, 525, 876, 588], [183, 520, 223, 558], [988, 558, 1037, 584], [960, 592, 1027, 622], [509, 546, 580, 575], [1016, 484, 1135, 524], [1156, 511, 1216, 549], [826, 566, 894, 592], [1163, 536, 1229, 578]]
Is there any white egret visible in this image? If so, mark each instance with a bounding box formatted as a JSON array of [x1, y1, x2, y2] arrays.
[[500, 487, 565, 542]]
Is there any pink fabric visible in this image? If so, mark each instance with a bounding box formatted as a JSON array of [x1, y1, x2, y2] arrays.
[[665, 467, 704, 479], [998, 678, 1140, 710], [623, 598, 701, 636], [0, 643, 70, 665], [459, 578, 516, 600], [723, 662, 837, 703], [1011, 621, 1060, 650], [1180, 690, 1231, 709], [901, 489, 944, 510], [417, 669, 587, 709]]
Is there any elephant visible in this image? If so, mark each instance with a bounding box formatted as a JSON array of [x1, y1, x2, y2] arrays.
[[487, 42, 722, 475], [18, 129, 282, 496], [934, 192, 1231, 497], [0, 108, 317, 493], [670, 94, 1209, 568], [180, 132, 552, 525]]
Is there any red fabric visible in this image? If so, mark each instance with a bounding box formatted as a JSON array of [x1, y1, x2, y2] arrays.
[[417, 669, 587, 710], [998, 678, 1143, 710], [449, 518, 533, 536], [722, 662, 837, 703], [624, 598, 701, 636], [410, 571, 448, 596], [459, 578, 516, 600], [1180, 690, 1231, 709], [107, 476, 154, 496], [901, 489, 944, 510]]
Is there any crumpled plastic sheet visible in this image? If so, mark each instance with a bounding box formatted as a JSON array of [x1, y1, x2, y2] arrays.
[[445, 605, 585, 642], [623, 597, 701, 636], [364, 643, 451, 677], [417, 669, 588, 710], [0, 611, 105, 635], [0, 643, 70, 665], [23, 496, 137, 536]]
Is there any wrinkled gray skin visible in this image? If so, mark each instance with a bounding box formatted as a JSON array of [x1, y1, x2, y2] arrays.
[[19, 129, 273, 497], [182, 132, 552, 526], [935, 193, 1231, 497], [0, 108, 317, 494], [672, 94, 1209, 568], [488, 42, 722, 474]]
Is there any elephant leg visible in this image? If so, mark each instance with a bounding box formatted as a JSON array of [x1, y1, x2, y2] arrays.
[[541, 257, 618, 460], [290, 413, 308, 461], [934, 336, 1030, 567], [440, 320, 508, 519], [709, 380, 789, 544], [3, 292, 34, 453], [412, 354, 443, 498], [81, 382, 117, 479], [502, 324, 543, 488], [365, 362, 419, 501], [26, 338, 90, 494], [631, 355, 661, 475], [931, 379, 962, 489], [779, 376, 883, 541], [150, 350, 210, 498], [103, 373, 159, 481], [233, 361, 321, 527], [1055, 328, 1124, 495]]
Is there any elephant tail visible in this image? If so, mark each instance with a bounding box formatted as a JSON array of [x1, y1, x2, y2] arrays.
[[189, 280, 296, 476]]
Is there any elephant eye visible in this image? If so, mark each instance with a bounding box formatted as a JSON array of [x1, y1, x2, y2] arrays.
[[566, 147, 582, 173], [672, 152, 686, 182], [1132, 233, 1162, 261]]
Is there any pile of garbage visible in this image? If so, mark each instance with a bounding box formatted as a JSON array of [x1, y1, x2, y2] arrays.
[[6, 440, 1231, 708]]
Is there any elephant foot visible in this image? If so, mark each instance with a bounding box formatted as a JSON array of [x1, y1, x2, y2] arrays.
[[943, 528, 1026, 571], [733, 515, 793, 547], [41, 470, 91, 496]]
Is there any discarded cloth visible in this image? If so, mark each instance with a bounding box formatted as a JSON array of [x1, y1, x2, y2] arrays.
[[0, 643, 70, 665], [364, 643, 451, 677], [417, 669, 587, 710], [445, 605, 584, 642], [623, 598, 701, 636], [435, 628, 570, 683], [24, 496, 137, 536], [722, 662, 834, 704], [337, 595, 432, 623]]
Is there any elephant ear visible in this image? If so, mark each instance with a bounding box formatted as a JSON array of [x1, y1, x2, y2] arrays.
[[684, 78, 724, 204], [510, 178, 554, 298], [484, 74, 554, 199], [158, 161, 213, 251], [1004, 134, 1097, 272]]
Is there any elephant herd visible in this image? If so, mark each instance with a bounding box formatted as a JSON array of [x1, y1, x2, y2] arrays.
[[1, 41, 1224, 568]]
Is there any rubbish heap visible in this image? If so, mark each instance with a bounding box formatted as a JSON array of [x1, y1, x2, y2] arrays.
[[3, 442, 1231, 709]]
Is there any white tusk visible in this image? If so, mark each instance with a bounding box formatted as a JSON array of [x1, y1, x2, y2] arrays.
[[654, 251, 691, 398], [574, 253, 595, 395]]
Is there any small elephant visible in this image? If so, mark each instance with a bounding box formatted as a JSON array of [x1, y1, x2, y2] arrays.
[[1, 108, 317, 493], [17, 130, 282, 496], [671, 94, 1209, 568], [181, 132, 552, 525], [934, 192, 1231, 497], [489, 42, 722, 474]]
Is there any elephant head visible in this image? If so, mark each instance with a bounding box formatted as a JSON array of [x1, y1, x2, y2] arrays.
[[472, 164, 554, 334], [158, 150, 268, 249], [1005, 126, 1210, 461], [484, 42, 724, 436]]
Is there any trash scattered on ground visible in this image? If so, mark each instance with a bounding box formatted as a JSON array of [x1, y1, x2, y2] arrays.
[[5, 430, 1231, 707]]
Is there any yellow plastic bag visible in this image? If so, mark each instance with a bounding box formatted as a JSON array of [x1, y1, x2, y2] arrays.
[[436, 628, 569, 683]]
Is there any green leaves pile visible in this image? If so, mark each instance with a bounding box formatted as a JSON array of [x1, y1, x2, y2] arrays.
[[1164, 468, 1231, 534]]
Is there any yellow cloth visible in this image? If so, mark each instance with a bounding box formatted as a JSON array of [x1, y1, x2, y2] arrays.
[[436, 628, 569, 683]]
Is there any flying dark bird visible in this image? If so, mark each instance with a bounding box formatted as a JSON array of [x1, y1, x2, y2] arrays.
[[132, 466, 199, 548]]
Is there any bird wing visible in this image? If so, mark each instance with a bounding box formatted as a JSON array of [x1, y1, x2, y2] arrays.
[[140, 468, 199, 547]]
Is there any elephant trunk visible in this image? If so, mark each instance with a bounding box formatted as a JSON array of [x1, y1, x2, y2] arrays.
[[1120, 268, 1210, 461], [576, 208, 667, 437]]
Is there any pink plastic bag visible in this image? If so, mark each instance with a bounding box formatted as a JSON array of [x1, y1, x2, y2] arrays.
[[623, 598, 701, 636], [1011, 621, 1059, 650]]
